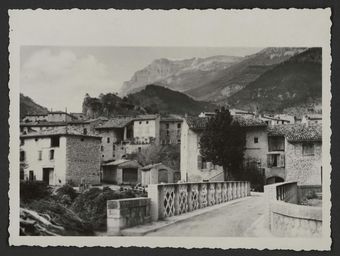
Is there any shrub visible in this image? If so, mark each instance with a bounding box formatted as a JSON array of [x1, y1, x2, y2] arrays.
[[71, 187, 136, 230], [20, 181, 51, 203], [56, 184, 78, 201]]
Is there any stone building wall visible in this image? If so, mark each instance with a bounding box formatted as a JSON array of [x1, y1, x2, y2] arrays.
[[285, 141, 322, 185], [160, 121, 182, 145], [65, 136, 101, 185]]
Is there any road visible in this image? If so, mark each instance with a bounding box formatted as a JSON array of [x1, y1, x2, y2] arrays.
[[146, 194, 265, 237]]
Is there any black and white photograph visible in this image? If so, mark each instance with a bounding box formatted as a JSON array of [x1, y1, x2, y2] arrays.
[[8, 9, 332, 250]]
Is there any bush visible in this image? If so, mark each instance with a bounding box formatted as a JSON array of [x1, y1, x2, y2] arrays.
[[56, 184, 78, 201], [20, 181, 52, 203], [71, 187, 136, 230], [238, 166, 265, 192]]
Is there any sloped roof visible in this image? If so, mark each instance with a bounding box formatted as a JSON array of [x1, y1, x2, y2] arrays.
[[268, 124, 322, 142], [133, 114, 159, 121], [140, 163, 172, 171], [185, 115, 267, 130], [95, 117, 133, 129], [20, 126, 101, 139], [103, 159, 140, 168]]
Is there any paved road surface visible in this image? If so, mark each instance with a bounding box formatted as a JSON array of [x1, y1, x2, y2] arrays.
[[146, 194, 265, 237]]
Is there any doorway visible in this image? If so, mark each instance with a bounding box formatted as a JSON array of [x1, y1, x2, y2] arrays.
[[43, 168, 54, 185]]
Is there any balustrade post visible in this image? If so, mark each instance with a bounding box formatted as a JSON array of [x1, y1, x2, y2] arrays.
[[208, 183, 216, 206], [215, 183, 222, 204], [236, 182, 240, 198], [222, 182, 228, 202], [241, 182, 245, 197], [227, 182, 232, 200], [148, 184, 160, 221], [233, 182, 237, 199], [188, 183, 199, 212], [199, 183, 208, 208]]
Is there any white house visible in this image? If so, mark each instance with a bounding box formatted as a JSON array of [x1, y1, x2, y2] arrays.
[[132, 114, 160, 144], [20, 127, 101, 186]]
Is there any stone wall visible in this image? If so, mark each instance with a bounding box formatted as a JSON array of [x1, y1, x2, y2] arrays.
[[271, 201, 322, 237], [285, 141, 322, 185], [66, 136, 101, 185], [264, 182, 322, 237], [107, 198, 151, 235], [160, 121, 182, 145]]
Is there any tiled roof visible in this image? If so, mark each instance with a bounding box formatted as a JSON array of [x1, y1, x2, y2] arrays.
[[20, 126, 101, 139], [133, 114, 159, 121], [140, 163, 172, 170], [185, 115, 266, 130], [95, 117, 133, 129], [20, 120, 91, 127], [160, 115, 183, 122], [268, 124, 322, 142], [306, 114, 322, 120], [103, 159, 140, 168]]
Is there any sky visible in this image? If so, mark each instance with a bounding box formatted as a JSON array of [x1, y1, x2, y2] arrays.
[[20, 46, 263, 112]]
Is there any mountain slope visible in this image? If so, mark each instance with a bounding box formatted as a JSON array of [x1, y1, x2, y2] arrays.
[[185, 47, 306, 102], [120, 55, 243, 95], [126, 85, 217, 115], [20, 94, 48, 118], [227, 48, 322, 114]]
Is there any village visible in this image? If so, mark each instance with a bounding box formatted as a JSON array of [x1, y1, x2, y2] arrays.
[[19, 108, 323, 237]]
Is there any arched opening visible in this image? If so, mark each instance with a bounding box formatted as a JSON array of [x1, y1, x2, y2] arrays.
[[266, 176, 284, 185]]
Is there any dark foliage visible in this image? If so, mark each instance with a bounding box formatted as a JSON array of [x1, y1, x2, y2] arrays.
[[238, 165, 265, 192], [199, 108, 246, 180], [71, 187, 137, 230], [20, 181, 52, 203]]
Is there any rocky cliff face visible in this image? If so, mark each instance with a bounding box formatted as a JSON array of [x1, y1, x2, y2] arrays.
[[120, 55, 243, 95]]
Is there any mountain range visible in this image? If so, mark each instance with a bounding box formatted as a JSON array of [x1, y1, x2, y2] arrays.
[[21, 47, 322, 119]]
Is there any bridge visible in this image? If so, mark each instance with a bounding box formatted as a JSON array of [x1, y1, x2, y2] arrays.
[[107, 181, 271, 236]]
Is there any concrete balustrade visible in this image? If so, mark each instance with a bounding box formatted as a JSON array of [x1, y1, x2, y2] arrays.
[[264, 181, 322, 237], [148, 181, 251, 221]]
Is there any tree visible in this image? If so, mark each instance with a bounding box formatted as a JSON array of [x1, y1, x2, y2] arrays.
[[128, 144, 180, 170], [199, 107, 245, 180]]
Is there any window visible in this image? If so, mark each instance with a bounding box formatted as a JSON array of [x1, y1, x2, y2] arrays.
[[267, 153, 285, 168], [20, 151, 25, 161], [166, 124, 169, 129], [177, 123, 181, 129], [166, 130, 170, 136], [20, 139, 24, 146], [254, 137, 259, 144], [197, 155, 208, 169], [49, 149, 54, 160], [139, 121, 142, 125], [146, 121, 149, 124], [50, 136, 60, 147], [107, 137, 110, 143], [302, 143, 315, 156], [101, 146, 104, 151], [138, 147, 142, 152], [83, 128, 87, 135], [38, 150, 42, 161]]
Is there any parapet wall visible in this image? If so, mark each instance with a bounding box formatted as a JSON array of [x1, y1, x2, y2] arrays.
[[107, 197, 151, 235], [264, 181, 322, 237], [148, 181, 251, 221]]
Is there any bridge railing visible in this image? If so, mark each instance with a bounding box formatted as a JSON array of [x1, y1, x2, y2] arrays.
[[148, 181, 251, 221]]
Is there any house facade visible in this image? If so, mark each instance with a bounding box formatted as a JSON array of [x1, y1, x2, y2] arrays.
[[180, 116, 268, 182], [159, 116, 183, 145], [266, 124, 322, 185], [101, 159, 141, 185], [20, 129, 101, 186], [132, 114, 160, 145], [140, 163, 179, 186]]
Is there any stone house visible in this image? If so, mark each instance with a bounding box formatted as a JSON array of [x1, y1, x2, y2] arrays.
[[101, 159, 141, 185], [20, 128, 101, 186], [95, 117, 134, 162], [159, 115, 183, 145], [180, 115, 268, 182], [132, 114, 160, 145], [140, 163, 179, 186], [267, 124, 322, 185]]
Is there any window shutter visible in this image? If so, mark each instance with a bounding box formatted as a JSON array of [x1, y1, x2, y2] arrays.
[[279, 154, 285, 167], [197, 155, 202, 169]]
